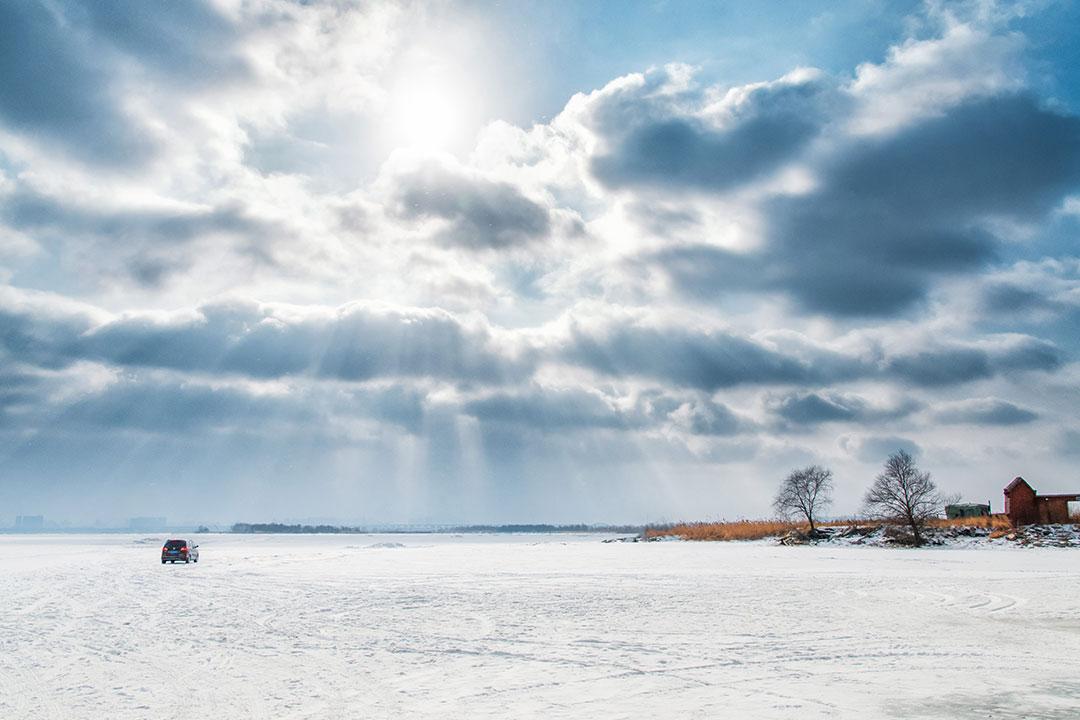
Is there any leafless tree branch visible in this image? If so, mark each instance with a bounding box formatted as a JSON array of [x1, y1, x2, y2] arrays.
[[774, 465, 834, 532], [862, 449, 940, 545]]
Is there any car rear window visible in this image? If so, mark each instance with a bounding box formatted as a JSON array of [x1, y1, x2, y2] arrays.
[[164, 540, 186, 548]]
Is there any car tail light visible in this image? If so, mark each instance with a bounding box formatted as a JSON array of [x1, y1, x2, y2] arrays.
[[181, 546, 188, 552]]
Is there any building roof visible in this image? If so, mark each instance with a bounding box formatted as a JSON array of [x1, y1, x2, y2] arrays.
[[1003, 476, 1033, 494], [1039, 494, 1080, 501]]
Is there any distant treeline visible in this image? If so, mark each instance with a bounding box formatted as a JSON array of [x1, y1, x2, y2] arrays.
[[448, 524, 643, 534], [230, 522, 643, 534], [231, 523, 366, 534]]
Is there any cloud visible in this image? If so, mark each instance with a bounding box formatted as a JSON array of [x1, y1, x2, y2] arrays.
[[56, 378, 312, 434], [0, 368, 45, 413], [0, 0, 249, 168], [1057, 428, 1080, 457], [769, 391, 918, 427], [767, 94, 1080, 316], [848, 23, 1024, 135], [591, 68, 836, 191], [0, 2, 156, 166], [1, 4, 1079, 522], [2, 187, 258, 244], [1, 370, 431, 440], [978, 259, 1080, 322], [662, 396, 745, 436], [461, 383, 751, 437], [69, 0, 248, 86], [637, 83, 1080, 318], [557, 315, 1063, 390], [385, 154, 579, 250], [558, 316, 863, 390], [0, 185, 271, 286], [931, 397, 1038, 425], [982, 282, 1055, 314], [885, 335, 1061, 386], [839, 433, 922, 463], [0, 290, 532, 385], [462, 386, 633, 431]]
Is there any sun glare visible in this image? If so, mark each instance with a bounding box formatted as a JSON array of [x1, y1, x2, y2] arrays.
[[389, 78, 463, 151]]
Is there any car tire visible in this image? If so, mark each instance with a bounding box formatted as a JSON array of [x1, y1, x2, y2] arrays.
[[161, 559, 166, 564]]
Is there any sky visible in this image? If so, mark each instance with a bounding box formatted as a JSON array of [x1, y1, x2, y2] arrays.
[[1, 0, 1079, 527]]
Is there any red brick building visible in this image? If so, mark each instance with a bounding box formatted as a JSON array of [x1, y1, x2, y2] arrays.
[[1003, 477, 1080, 525]]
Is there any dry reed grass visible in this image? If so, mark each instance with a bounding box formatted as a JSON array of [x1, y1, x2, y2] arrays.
[[645, 519, 806, 541], [926, 514, 1011, 530], [647, 513, 1013, 541]]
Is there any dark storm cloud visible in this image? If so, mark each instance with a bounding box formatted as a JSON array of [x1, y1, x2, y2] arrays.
[[651, 95, 1080, 317], [591, 72, 835, 191], [0, 1, 246, 167], [390, 159, 558, 249], [932, 398, 1038, 426], [0, 294, 532, 385]]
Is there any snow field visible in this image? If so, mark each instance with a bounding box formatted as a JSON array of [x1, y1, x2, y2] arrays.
[[1, 533, 1078, 719]]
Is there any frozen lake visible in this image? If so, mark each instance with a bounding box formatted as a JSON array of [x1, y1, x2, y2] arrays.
[[1, 533, 1078, 719]]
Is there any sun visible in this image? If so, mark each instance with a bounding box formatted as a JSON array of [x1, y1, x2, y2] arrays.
[[388, 78, 463, 151]]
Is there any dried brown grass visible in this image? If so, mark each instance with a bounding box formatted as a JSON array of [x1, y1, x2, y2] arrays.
[[926, 514, 1011, 530], [647, 513, 1012, 541], [645, 519, 806, 541]]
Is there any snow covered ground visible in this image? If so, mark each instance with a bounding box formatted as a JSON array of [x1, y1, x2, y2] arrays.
[[2, 533, 1078, 719]]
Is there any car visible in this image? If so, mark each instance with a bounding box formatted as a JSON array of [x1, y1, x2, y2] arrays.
[[161, 539, 199, 564]]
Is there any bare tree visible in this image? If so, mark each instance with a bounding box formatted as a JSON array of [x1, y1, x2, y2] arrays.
[[774, 465, 834, 532], [863, 449, 940, 545]]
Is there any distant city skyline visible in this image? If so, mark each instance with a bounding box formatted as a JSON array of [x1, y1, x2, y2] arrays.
[[1, 0, 1079, 524]]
